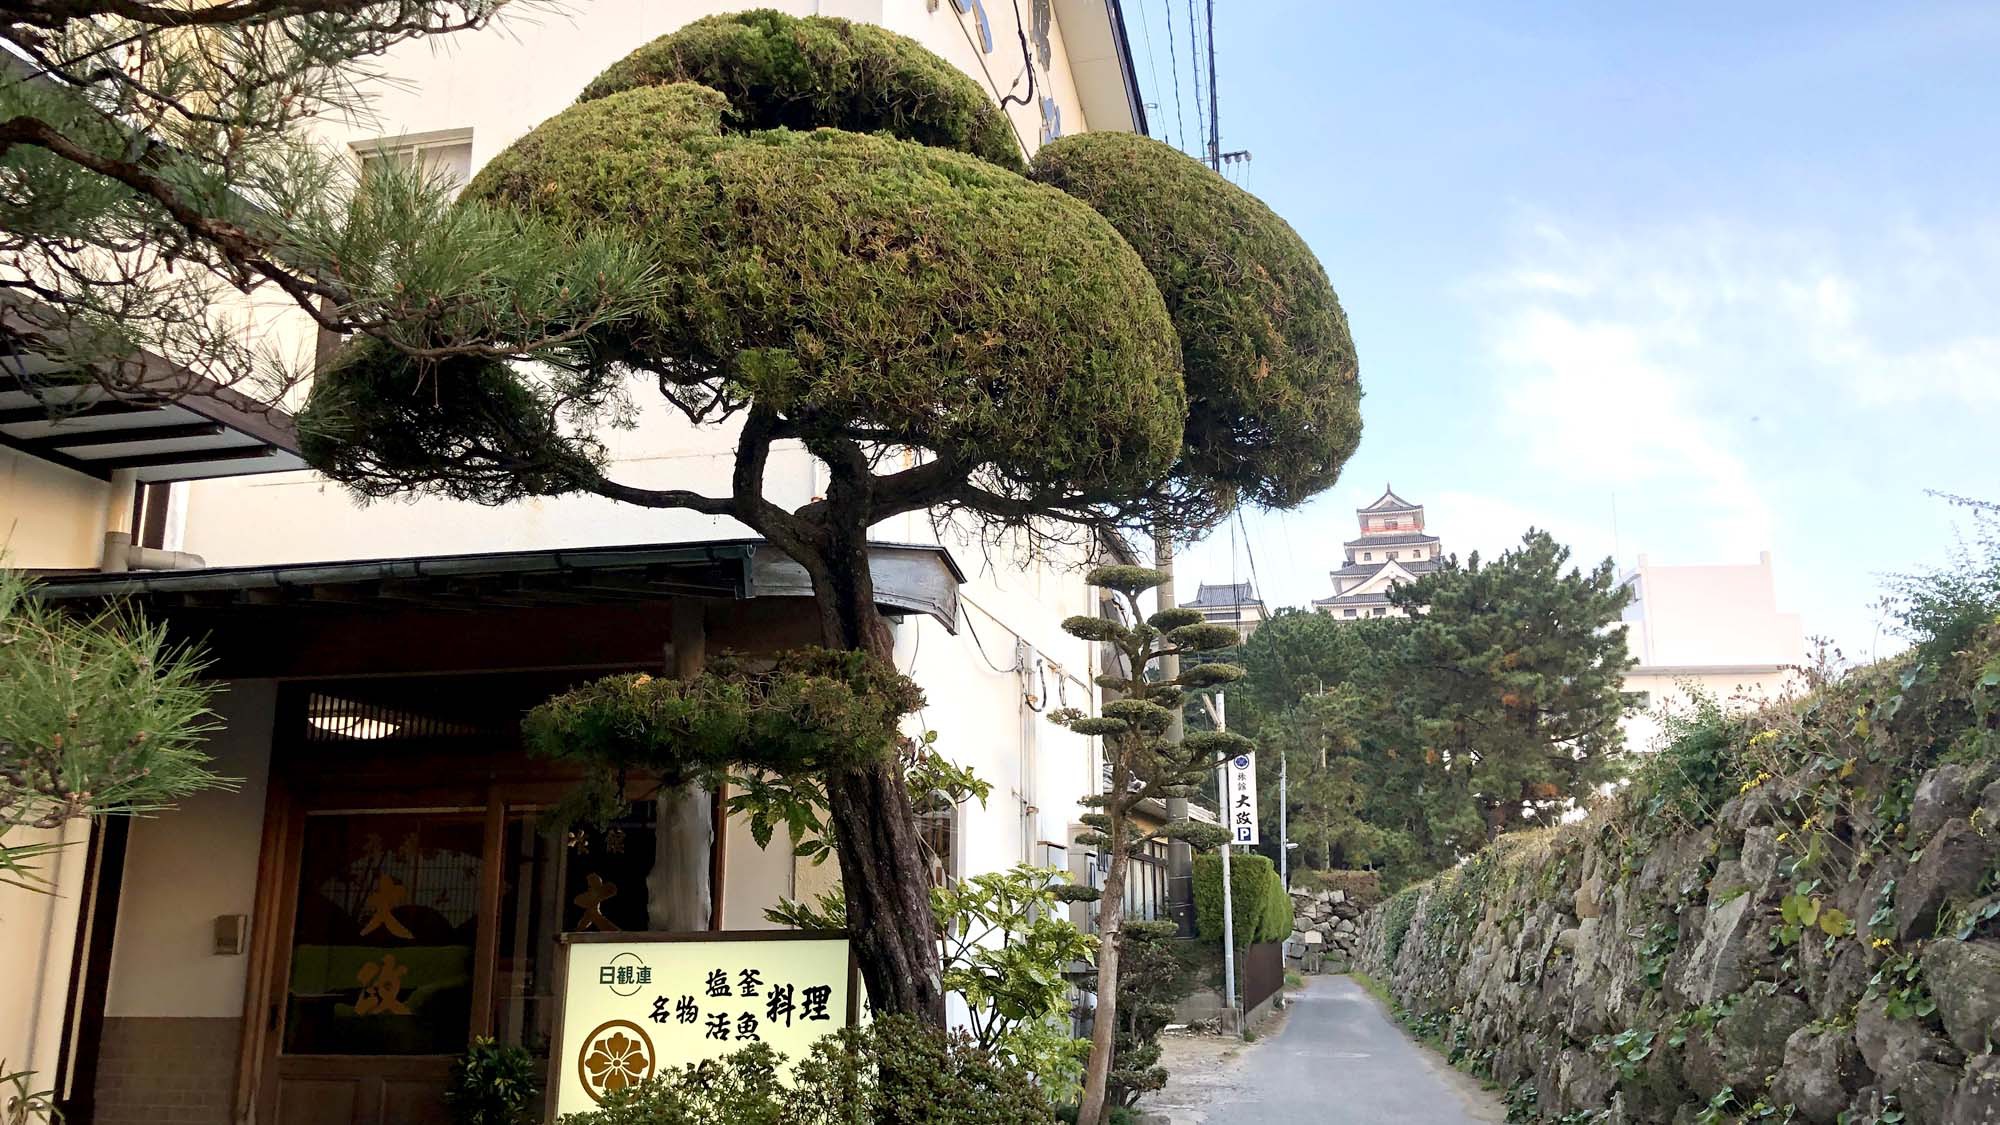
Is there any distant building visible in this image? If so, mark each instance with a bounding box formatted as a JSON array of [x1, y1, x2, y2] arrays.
[[1183, 581, 1268, 638], [1313, 486, 1442, 619], [1618, 552, 1807, 752]]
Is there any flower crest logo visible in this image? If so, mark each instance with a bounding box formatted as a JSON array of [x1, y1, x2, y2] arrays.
[[577, 1019, 655, 1103]]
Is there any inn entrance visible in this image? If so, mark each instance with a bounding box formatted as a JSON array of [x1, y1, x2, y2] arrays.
[[250, 678, 700, 1125]]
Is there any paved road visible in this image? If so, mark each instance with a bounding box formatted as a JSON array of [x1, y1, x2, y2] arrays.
[[1149, 975, 1504, 1125]]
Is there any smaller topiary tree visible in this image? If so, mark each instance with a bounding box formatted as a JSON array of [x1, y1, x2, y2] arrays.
[[1047, 565, 1247, 1125], [1, 567, 225, 889]]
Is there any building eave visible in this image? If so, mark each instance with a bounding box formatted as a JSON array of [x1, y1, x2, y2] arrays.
[[1053, 0, 1147, 134]]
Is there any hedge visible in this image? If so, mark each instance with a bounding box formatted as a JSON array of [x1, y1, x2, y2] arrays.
[[1192, 852, 1290, 945]]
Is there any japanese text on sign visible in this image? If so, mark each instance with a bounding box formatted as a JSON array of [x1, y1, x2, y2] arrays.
[[1226, 752, 1259, 845], [553, 934, 853, 1115]]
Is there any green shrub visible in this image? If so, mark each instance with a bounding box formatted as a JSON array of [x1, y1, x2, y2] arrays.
[[1031, 131, 1360, 512], [1192, 853, 1288, 943], [581, 10, 1024, 171], [1380, 886, 1423, 964], [446, 1037, 539, 1125], [556, 1017, 1056, 1125]]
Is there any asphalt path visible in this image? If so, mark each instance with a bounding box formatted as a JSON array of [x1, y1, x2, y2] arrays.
[[1149, 975, 1504, 1124]]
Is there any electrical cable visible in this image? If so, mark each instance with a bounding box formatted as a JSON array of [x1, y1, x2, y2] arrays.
[[1186, 0, 1205, 159], [960, 601, 1021, 674], [1134, 0, 1165, 138], [1163, 0, 1187, 152]]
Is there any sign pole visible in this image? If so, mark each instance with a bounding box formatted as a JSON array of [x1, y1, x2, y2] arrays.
[[1280, 749, 1289, 890], [1212, 691, 1239, 1029]]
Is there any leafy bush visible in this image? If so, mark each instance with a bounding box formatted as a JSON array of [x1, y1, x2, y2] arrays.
[[446, 1037, 539, 1125], [1890, 494, 2000, 667], [1192, 853, 1288, 943], [1101, 920, 1193, 1109], [1380, 886, 1423, 964], [556, 1017, 1056, 1125], [1627, 693, 1749, 829], [581, 10, 1024, 171]]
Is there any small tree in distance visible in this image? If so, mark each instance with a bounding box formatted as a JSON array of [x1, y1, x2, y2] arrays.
[[1049, 565, 1243, 1125]]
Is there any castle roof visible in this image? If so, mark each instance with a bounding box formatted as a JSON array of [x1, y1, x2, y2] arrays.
[[1343, 531, 1440, 548], [1331, 557, 1441, 579], [1184, 581, 1261, 608], [1360, 485, 1421, 514]]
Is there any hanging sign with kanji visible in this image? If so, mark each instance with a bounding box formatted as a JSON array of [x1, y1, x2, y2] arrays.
[[551, 931, 856, 1115], [1226, 752, 1260, 845]]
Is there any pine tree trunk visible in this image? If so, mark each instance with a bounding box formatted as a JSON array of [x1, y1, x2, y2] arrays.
[[809, 525, 948, 1025], [1078, 812, 1130, 1125]]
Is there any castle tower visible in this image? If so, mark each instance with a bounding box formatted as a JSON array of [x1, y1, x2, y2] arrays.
[[1311, 486, 1443, 619]]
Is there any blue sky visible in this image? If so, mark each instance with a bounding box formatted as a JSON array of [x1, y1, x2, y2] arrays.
[[1133, 2, 2000, 657]]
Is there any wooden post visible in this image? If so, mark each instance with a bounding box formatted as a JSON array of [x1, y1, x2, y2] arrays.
[[648, 599, 715, 932]]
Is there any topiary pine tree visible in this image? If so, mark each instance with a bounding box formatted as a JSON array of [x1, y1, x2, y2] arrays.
[[297, 11, 1361, 1027], [1047, 564, 1247, 1125], [1390, 529, 1634, 840]]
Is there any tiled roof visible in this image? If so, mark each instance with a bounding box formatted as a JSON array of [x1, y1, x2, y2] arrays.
[[1360, 486, 1421, 513], [1184, 581, 1260, 608], [1343, 531, 1440, 548], [1331, 558, 1441, 579], [1312, 591, 1394, 607]]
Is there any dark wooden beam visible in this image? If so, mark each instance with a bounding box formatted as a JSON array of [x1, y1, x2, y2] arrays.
[[25, 421, 224, 452], [0, 399, 162, 426], [86, 444, 274, 472], [0, 424, 108, 479]]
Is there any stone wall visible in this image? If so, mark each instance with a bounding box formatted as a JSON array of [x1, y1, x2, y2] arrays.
[[1287, 886, 1367, 970], [1353, 630, 2000, 1124]]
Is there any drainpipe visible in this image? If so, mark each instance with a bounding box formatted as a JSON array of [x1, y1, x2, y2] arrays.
[[99, 530, 205, 573], [100, 473, 203, 571]]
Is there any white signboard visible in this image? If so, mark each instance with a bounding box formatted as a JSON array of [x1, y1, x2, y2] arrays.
[[1226, 752, 1259, 845], [552, 932, 855, 1115]]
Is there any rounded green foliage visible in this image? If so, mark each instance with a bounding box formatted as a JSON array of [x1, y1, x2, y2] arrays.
[[522, 648, 923, 782], [1102, 698, 1174, 732], [1061, 615, 1130, 644], [453, 84, 1186, 502], [1067, 717, 1131, 738], [1147, 606, 1205, 631], [1182, 730, 1254, 760], [298, 343, 602, 501], [1085, 565, 1169, 594], [1176, 662, 1245, 688], [1167, 622, 1243, 653], [1031, 132, 1362, 511], [583, 10, 1024, 172]]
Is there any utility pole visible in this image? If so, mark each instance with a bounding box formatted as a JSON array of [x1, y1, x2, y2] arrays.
[[1205, 0, 1220, 172], [1203, 691, 1238, 1030], [1280, 750, 1289, 890], [1157, 533, 1194, 937]]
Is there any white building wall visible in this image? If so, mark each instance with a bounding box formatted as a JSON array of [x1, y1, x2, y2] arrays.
[[1617, 553, 1808, 753]]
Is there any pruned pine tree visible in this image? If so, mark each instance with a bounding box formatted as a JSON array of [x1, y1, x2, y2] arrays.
[[0, 0, 659, 405], [299, 11, 1361, 1028], [1391, 529, 1633, 840], [1049, 564, 1246, 1125], [0, 567, 224, 888]]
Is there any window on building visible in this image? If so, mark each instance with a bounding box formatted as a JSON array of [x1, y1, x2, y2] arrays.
[[914, 797, 958, 889], [1385, 518, 1400, 529], [1371, 607, 1387, 617], [1363, 552, 1373, 561], [354, 129, 474, 196], [1621, 691, 1653, 710], [1410, 549, 1422, 559], [1388, 551, 1400, 560], [1343, 608, 1358, 618]]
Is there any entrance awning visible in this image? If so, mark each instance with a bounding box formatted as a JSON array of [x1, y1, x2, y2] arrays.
[[30, 539, 964, 678], [31, 539, 961, 626], [0, 298, 308, 482]]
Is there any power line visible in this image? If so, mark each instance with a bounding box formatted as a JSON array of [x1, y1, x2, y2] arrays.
[[1135, 0, 1165, 139], [1186, 0, 1205, 161], [1163, 0, 1187, 152]]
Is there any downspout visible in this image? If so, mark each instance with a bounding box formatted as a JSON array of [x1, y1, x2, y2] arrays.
[[99, 473, 203, 571]]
